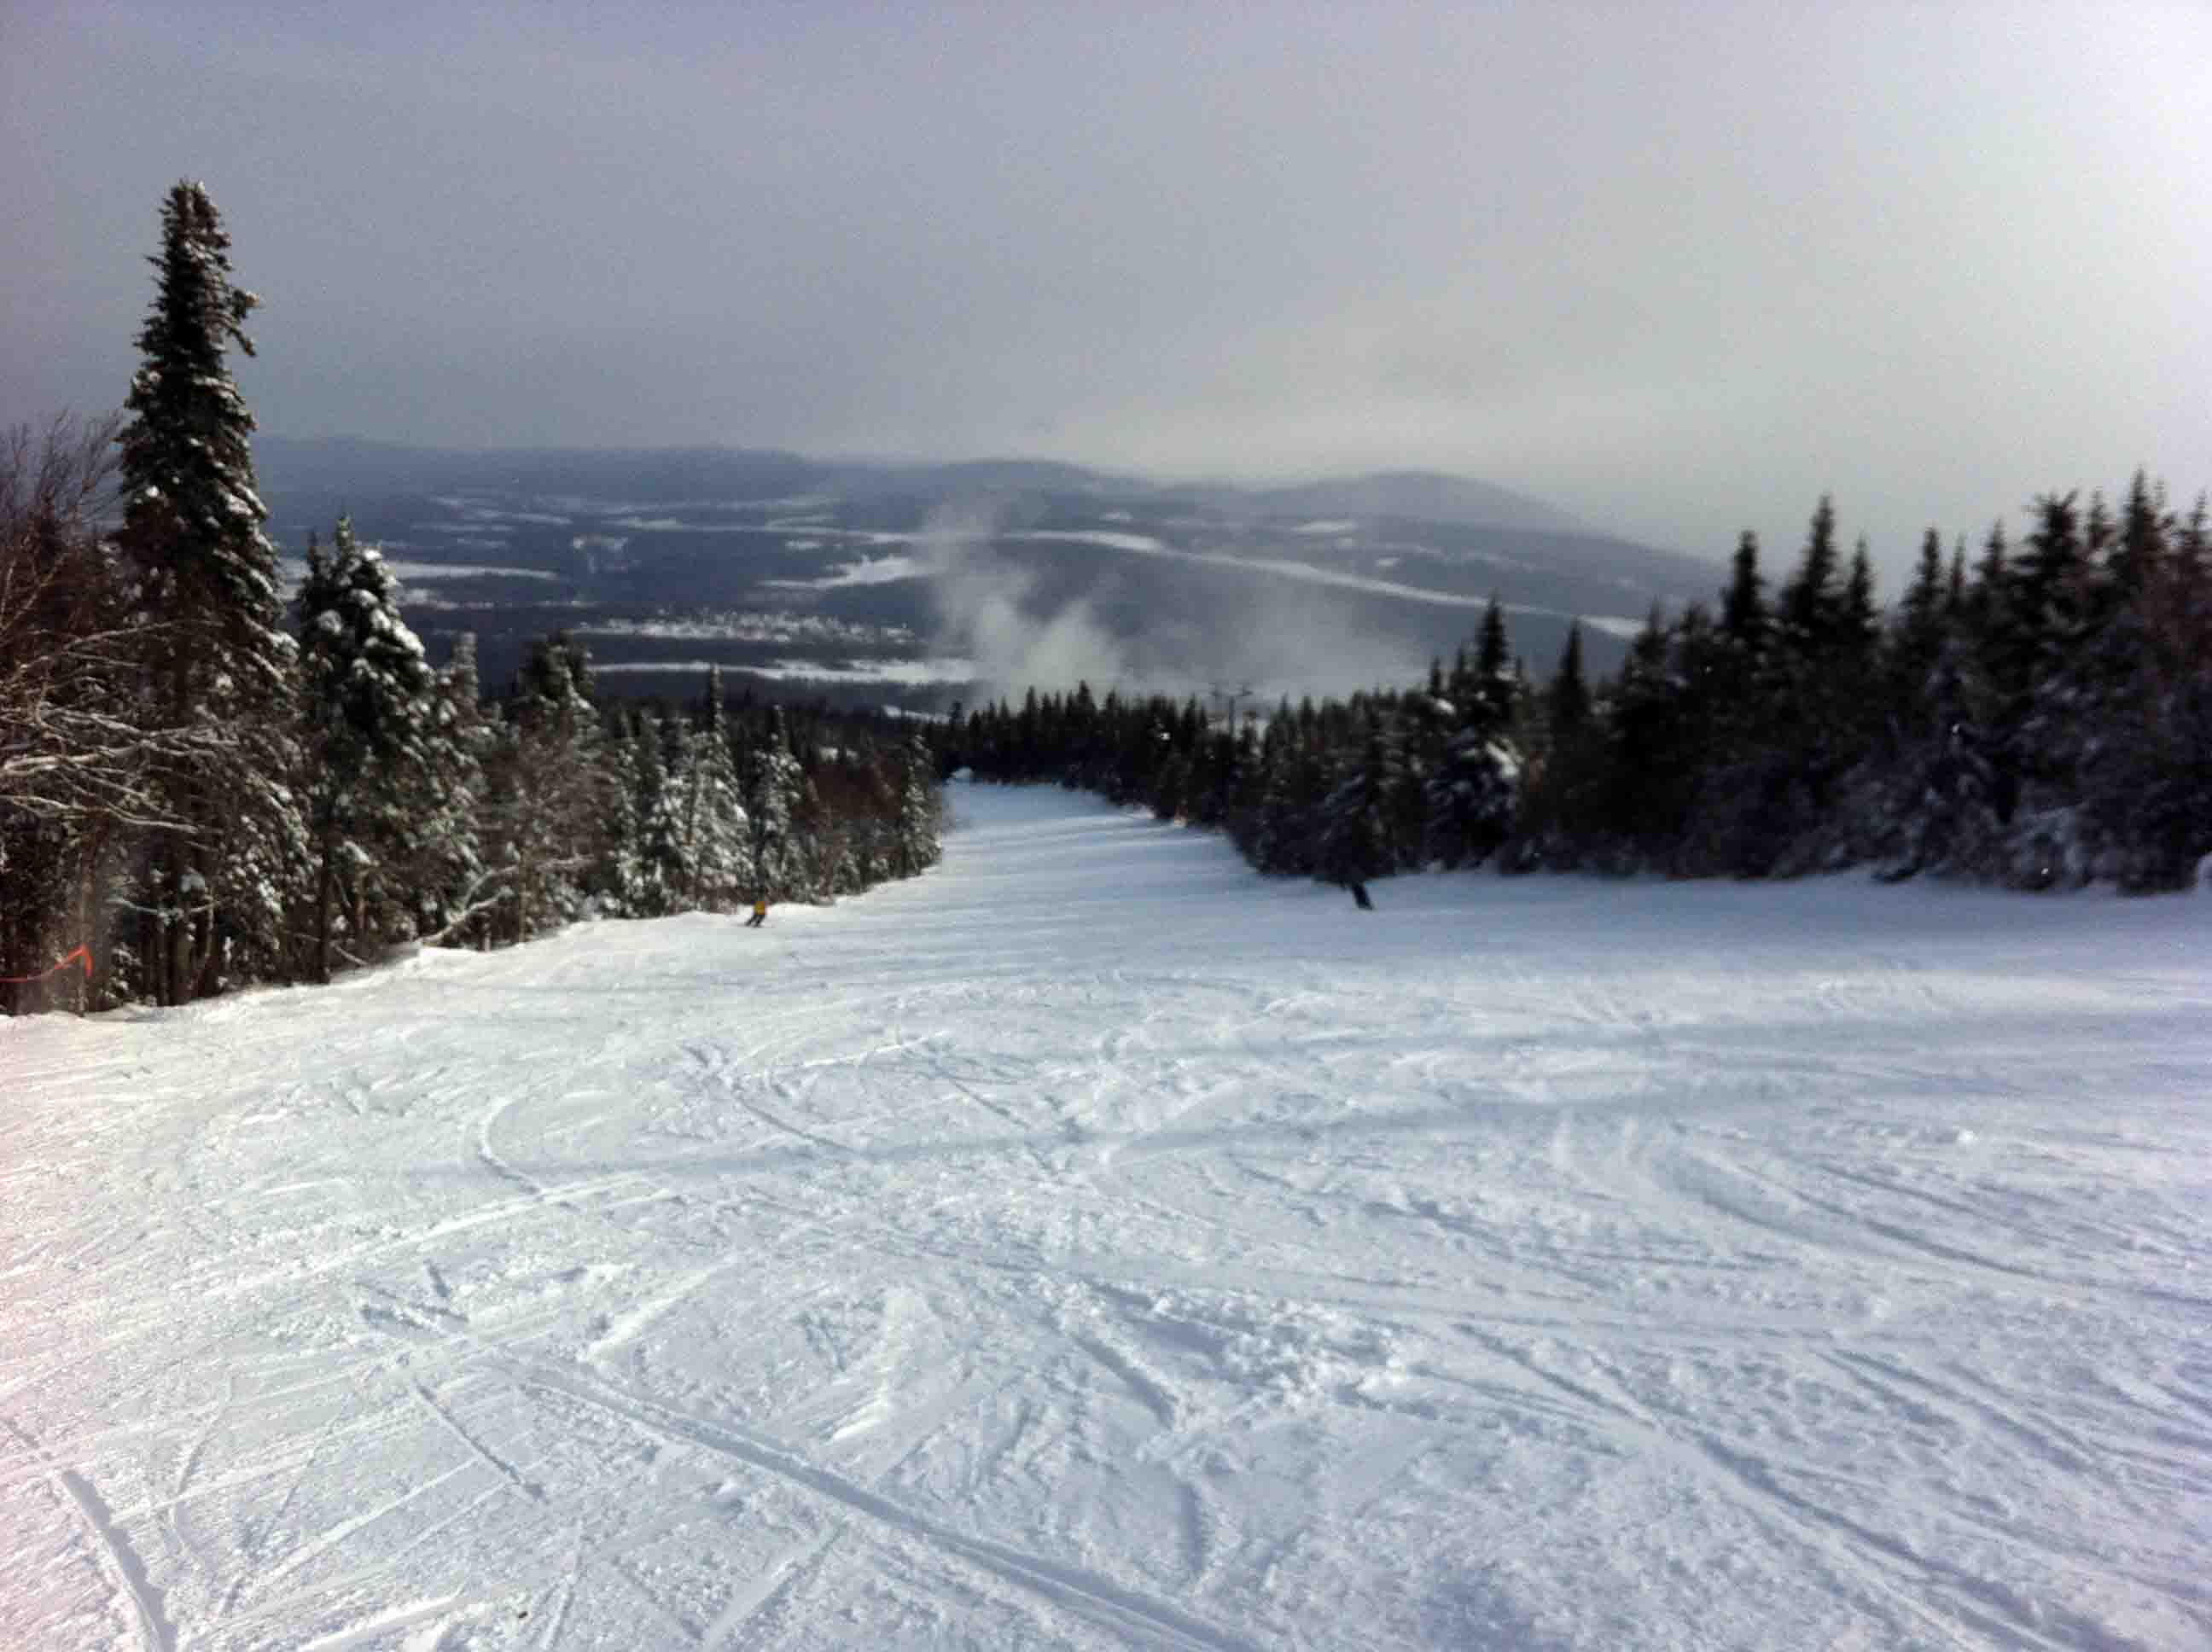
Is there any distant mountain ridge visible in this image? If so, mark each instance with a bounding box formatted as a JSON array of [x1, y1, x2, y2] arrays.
[[253, 438, 1583, 536]]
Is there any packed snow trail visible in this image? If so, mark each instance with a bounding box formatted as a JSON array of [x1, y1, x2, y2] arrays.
[[3, 782, 2209, 1651]]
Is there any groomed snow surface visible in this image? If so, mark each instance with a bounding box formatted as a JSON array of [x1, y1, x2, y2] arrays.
[[4, 783, 2208, 1651]]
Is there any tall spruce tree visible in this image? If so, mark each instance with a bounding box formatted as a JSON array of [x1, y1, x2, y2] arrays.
[[1734, 499, 1871, 872], [635, 709, 690, 913], [1317, 715, 1395, 891], [1548, 622, 1590, 738], [1710, 528, 1772, 766], [892, 729, 941, 879], [490, 632, 604, 943], [1889, 528, 1951, 707], [1424, 598, 1518, 869], [2110, 470, 2166, 605], [1777, 497, 1843, 661], [295, 518, 436, 980], [1720, 532, 1769, 656], [1251, 715, 1318, 875], [2000, 494, 2092, 882], [746, 705, 806, 899], [1604, 604, 1702, 862], [2014, 492, 2086, 687], [413, 632, 491, 942], [115, 181, 305, 1002], [685, 669, 751, 908], [602, 708, 663, 916]]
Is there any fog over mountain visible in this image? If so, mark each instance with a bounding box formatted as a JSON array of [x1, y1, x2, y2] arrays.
[[9, 4, 2207, 594]]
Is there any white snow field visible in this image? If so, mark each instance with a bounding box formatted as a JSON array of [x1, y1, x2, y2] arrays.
[[4, 783, 2209, 1652]]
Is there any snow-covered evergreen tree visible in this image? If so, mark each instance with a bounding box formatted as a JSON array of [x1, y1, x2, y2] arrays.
[[1598, 605, 1693, 865], [2000, 492, 2116, 885], [1886, 529, 1952, 710], [1505, 624, 1605, 870], [1150, 747, 1190, 823], [746, 706, 808, 899], [1871, 627, 2005, 881], [630, 710, 683, 914], [1776, 496, 1844, 661], [2083, 488, 2212, 887], [115, 181, 306, 1001], [488, 632, 604, 943], [586, 705, 647, 916], [1251, 711, 1330, 877], [410, 632, 492, 943], [295, 519, 438, 978], [684, 669, 752, 909], [891, 729, 941, 880], [1316, 716, 1396, 890], [1425, 597, 1519, 868]]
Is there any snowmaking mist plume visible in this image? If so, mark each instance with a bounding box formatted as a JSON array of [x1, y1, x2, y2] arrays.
[[918, 497, 1131, 702], [920, 496, 1435, 711], [1204, 579, 1435, 708]]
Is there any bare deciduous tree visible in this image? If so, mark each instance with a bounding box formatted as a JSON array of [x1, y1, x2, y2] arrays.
[[0, 412, 190, 834]]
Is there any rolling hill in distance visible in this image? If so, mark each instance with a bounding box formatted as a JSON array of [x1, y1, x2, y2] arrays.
[[253, 437, 1732, 712]]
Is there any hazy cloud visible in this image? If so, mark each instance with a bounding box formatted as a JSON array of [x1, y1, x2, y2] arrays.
[[7, 1, 2209, 587]]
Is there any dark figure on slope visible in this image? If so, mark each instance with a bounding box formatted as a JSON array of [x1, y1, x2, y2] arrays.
[[745, 898, 767, 928], [1349, 881, 1373, 910]]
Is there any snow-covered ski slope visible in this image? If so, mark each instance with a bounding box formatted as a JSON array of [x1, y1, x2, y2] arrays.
[[4, 782, 2209, 1651]]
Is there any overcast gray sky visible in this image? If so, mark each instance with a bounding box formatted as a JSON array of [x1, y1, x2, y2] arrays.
[[7, 1, 2208, 583]]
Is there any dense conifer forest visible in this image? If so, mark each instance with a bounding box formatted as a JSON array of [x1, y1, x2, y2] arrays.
[[940, 485, 2212, 900]]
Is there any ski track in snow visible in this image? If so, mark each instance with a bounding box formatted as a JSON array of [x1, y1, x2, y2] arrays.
[[3, 783, 2209, 1650]]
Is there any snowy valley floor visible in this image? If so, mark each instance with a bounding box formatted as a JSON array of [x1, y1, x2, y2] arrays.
[[3, 782, 2209, 1651]]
